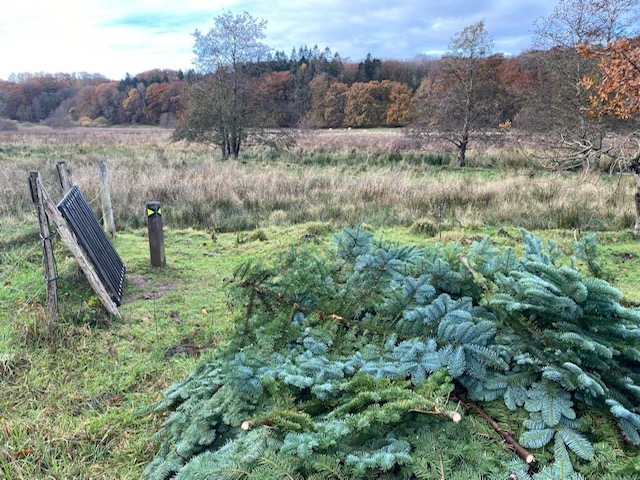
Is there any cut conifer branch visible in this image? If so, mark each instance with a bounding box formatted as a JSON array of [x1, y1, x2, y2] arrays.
[[463, 398, 536, 464], [411, 404, 462, 423]]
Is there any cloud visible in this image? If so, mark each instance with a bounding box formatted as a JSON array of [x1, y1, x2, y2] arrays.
[[0, 0, 558, 80], [101, 11, 211, 33], [249, 0, 557, 60]]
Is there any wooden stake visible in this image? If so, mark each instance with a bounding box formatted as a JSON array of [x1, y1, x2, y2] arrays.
[[146, 201, 166, 268], [97, 160, 116, 239], [29, 171, 59, 329], [37, 177, 121, 318], [56, 161, 74, 194]]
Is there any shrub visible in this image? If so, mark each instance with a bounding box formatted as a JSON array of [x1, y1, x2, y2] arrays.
[[410, 217, 438, 237], [78, 116, 93, 127], [92, 116, 108, 127], [0, 118, 18, 131]]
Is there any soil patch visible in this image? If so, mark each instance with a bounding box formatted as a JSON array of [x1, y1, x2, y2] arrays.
[[125, 275, 177, 301]]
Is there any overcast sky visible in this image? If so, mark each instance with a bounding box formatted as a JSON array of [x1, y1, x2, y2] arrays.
[[0, 0, 560, 81]]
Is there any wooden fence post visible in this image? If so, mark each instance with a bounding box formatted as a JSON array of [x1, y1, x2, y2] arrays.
[[57, 160, 85, 280], [146, 201, 166, 267], [97, 160, 116, 239], [28, 171, 59, 329], [56, 161, 73, 194]]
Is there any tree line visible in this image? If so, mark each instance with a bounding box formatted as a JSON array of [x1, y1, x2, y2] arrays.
[[0, 48, 497, 130], [0, 44, 577, 133]]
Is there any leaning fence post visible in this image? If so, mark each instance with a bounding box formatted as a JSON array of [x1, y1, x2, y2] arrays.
[[28, 171, 59, 329], [56, 161, 73, 194], [146, 201, 166, 267], [97, 160, 116, 239]]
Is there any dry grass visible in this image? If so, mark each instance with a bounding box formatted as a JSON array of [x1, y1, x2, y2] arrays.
[[0, 125, 636, 233]]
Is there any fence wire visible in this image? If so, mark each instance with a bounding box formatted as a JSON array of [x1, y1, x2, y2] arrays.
[[1, 228, 59, 332], [85, 188, 107, 224], [87, 188, 103, 207], [0, 242, 42, 283], [0, 283, 47, 338]]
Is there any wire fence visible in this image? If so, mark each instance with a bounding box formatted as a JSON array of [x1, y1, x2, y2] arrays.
[[1, 228, 60, 337], [87, 188, 103, 208], [1, 268, 47, 338], [86, 187, 108, 225], [1, 164, 113, 340], [0, 241, 41, 283]]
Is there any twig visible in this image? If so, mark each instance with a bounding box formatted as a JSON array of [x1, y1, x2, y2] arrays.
[[458, 255, 489, 292], [463, 398, 536, 464], [241, 280, 349, 323], [241, 280, 302, 311], [410, 404, 462, 423]]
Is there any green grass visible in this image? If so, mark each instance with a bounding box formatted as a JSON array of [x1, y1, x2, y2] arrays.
[[0, 222, 338, 479], [2, 221, 640, 478]]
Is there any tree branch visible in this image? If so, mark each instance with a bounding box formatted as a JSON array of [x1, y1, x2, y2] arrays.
[[462, 398, 536, 464], [410, 404, 462, 423]]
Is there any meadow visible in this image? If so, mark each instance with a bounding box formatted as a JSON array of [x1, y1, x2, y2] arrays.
[[1, 126, 637, 233], [1, 125, 640, 479]]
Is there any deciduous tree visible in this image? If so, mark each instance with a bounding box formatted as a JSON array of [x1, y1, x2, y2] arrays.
[[580, 38, 640, 231], [145, 82, 171, 124], [255, 71, 294, 127], [520, 0, 639, 170], [345, 81, 387, 127], [414, 21, 496, 166], [174, 11, 269, 159], [123, 87, 146, 124]]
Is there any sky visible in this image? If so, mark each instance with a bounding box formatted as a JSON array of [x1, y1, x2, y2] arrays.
[[0, 0, 560, 81]]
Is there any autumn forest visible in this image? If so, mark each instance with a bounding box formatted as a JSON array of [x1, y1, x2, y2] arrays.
[[0, 44, 616, 130]]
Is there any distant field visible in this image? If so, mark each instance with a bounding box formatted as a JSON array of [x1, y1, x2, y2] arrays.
[[0, 125, 636, 234]]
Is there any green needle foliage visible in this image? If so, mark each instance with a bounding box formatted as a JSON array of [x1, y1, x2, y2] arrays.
[[145, 227, 640, 479]]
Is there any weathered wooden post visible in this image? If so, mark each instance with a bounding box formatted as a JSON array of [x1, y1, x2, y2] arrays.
[[146, 201, 165, 267], [97, 160, 116, 239], [28, 171, 59, 329], [56, 161, 73, 193]]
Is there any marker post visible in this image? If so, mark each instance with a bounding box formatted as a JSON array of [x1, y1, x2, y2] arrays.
[[146, 201, 166, 267]]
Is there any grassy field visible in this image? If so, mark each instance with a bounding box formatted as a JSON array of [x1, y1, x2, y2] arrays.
[[2, 125, 640, 479], [1, 126, 637, 233]]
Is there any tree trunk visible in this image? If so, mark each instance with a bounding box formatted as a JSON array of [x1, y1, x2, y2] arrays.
[[232, 128, 241, 159], [220, 127, 229, 160], [634, 173, 640, 234], [457, 111, 470, 167], [457, 134, 469, 167]]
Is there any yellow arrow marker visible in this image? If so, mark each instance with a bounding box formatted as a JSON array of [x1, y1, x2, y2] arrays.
[[147, 208, 155, 217]]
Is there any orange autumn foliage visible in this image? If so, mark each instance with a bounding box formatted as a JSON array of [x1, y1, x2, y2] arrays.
[[579, 38, 640, 119]]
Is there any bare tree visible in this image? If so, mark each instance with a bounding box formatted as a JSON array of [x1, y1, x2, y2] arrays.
[[519, 0, 640, 171], [413, 21, 497, 166], [174, 11, 270, 159], [580, 38, 640, 232]]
